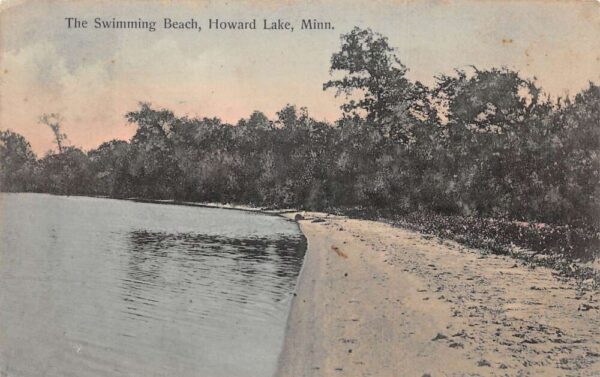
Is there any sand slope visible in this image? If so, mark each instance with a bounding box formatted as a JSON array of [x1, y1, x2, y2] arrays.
[[276, 213, 600, 377]]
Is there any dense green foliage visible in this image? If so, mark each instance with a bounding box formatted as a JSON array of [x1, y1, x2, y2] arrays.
[[2, 28, 599, 234]]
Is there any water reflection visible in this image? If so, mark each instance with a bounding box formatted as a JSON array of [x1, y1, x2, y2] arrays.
[[119, 229, 306, 335]]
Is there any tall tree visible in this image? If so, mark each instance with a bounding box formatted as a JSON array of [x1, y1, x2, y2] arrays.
[[39, 113, 67, 153], [36, 146, 92, 195], [125, 103, 182, 198], [324, 27, 428, 142], [88, 140, 132, 197], [434, 67, 540, 132], [0, 130, 37, 191]]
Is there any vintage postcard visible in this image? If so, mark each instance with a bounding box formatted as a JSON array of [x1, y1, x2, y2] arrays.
[[0, 0, 599, 376]]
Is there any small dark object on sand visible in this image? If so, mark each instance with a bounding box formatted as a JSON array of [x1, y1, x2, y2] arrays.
[[331, 245, 348, 258], [294, 213, 305, 221], [579, 303, 599, 311], [477, 359, 491, 367]]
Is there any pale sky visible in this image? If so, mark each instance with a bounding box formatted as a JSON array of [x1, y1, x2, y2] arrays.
[[1, 0, 598, 155]]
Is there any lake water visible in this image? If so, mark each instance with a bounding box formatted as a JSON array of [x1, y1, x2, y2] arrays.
[[0, 193, 305, 377]]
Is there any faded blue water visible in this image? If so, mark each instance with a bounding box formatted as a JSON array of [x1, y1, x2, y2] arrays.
[[0, 193, 305, 377]]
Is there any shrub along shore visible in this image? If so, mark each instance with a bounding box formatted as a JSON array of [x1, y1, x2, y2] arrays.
[[334, 208, 599, 284]]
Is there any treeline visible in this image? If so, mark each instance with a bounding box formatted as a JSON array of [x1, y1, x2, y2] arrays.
[[1, 27, 599, 230]]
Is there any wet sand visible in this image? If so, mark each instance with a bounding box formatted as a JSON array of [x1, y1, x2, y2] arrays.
[[276, 212, 600, 377]]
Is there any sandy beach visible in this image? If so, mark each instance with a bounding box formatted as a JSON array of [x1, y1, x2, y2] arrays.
[[276, 213, 600, 377]]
